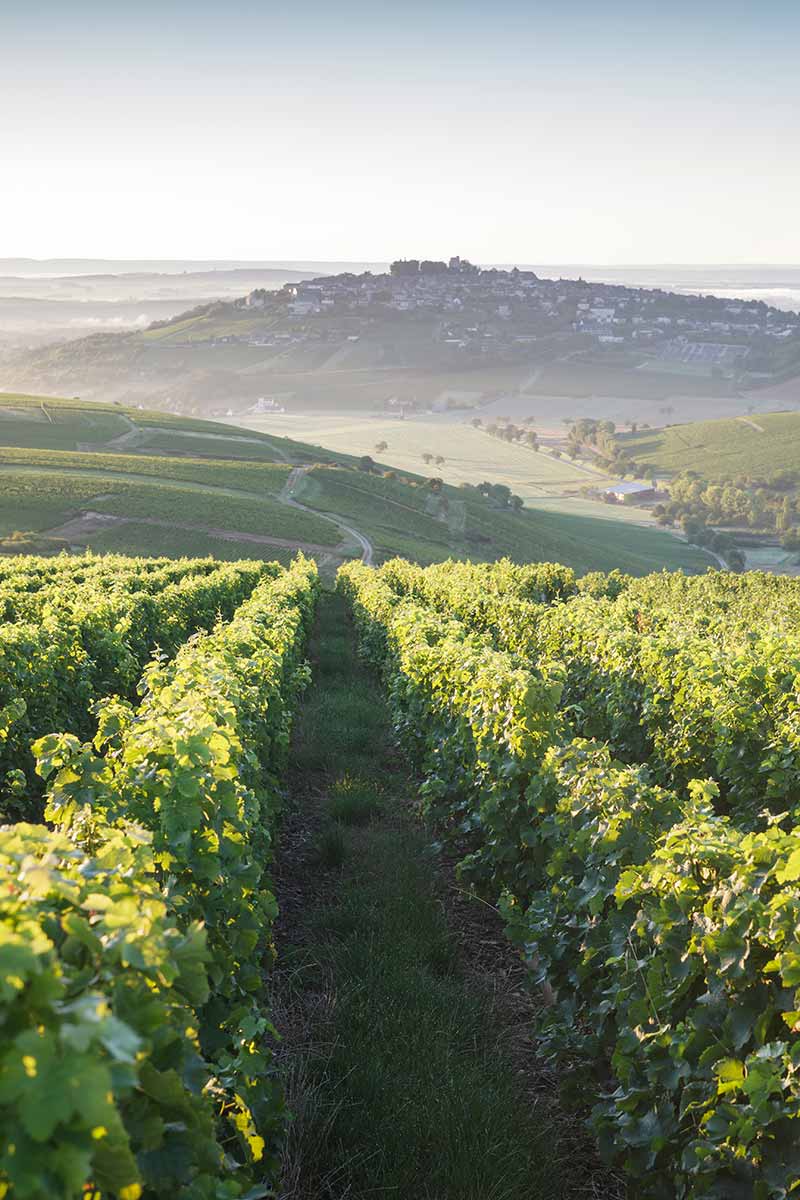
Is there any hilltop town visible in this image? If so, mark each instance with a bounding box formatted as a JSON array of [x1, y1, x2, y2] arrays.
[[6, 257, 800, 416], [228, 256, 800, 382]]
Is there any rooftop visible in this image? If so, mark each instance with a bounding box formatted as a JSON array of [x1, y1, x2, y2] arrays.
[[605, 481, 655, 495]]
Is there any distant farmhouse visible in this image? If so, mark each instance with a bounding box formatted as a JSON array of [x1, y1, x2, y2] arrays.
[[604, 481, 657, 503]]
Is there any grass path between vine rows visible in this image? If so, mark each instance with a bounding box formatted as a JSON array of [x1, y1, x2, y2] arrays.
[[270, 590, 622, 1200]]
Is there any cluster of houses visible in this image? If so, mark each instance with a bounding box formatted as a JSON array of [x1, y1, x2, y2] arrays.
[[224, 260, 800, 377]]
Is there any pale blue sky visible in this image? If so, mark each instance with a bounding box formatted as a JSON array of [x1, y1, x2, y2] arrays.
[[1, 1, 798, 262]]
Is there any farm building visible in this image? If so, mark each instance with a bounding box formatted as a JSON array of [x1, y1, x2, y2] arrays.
[[604, 481, 656, 503]]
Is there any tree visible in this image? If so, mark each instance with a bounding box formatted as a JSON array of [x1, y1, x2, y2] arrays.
[[358, 455, 376, 473], [488, 483, 512, 507], [390, 259, 419, 276], [434, 455, 445, 466], [374, 440, 388, 453], [777, 496, 795, 533], [471, 417, 482, 428], [510, 494, 523, 512], [422, 452, 434, 465], [681, 514, 703, 542]]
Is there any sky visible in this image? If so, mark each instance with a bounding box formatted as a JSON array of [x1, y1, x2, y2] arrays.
[[1, 0, 798, 264]]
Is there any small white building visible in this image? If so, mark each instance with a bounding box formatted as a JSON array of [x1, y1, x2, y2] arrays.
[[604, 481, 656, 503]]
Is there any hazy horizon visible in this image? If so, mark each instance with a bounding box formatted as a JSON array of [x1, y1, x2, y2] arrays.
[[2, 260, 799, 311], [2, 258, 800, 270]]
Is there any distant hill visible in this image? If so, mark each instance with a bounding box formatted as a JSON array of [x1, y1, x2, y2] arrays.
[[6, 262, 798, 420], [0, 258, 386, 275], [0, 264, 346, 355]]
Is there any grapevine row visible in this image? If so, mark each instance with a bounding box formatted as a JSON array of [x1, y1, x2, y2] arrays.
[[0, 554, 319, 1200], [0, 555, 223, 624], [378, 558, 800, 823], [0, 557, 275, 811], [339, 560, 800, 1199]]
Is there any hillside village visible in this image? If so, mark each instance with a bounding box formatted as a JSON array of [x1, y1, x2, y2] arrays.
[[228, 257, 800, 381], [8, 258, 800, 416]]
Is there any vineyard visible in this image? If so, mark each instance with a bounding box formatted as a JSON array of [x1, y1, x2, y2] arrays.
[[339, 558, 800, 1198], [0, 552, 319, 1199], [5, 548, 800, 1198]]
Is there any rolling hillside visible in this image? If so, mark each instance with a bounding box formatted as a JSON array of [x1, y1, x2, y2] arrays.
[[0, 395, 353, 564], [0, 392, 715, 574], [294, 465, 715, 573], [621, 410, 800, 480]]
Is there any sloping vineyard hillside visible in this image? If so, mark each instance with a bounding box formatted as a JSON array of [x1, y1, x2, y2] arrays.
[[0, 553, 274, 813], [8, 549, 800, 1198], [339, 558, 800, 1198], [0, 554, 319, 1198]]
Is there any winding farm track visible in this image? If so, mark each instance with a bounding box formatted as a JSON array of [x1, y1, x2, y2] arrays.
[[279, 465, 374, 565], [124, 419, 372, 561], [736, 415, 766, 433]]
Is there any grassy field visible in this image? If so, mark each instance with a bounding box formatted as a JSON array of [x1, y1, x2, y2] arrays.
[[0, 396, 350, 558], [238, 412, 602, 499], [140, 430, 290, 461], [237, 410, 687, 528], [621, 411, 800, 480], [0, 411, 129, 449], [0, 393, 354, 464], [0, 494, 79, 537], [530, 360, 733, 402]]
